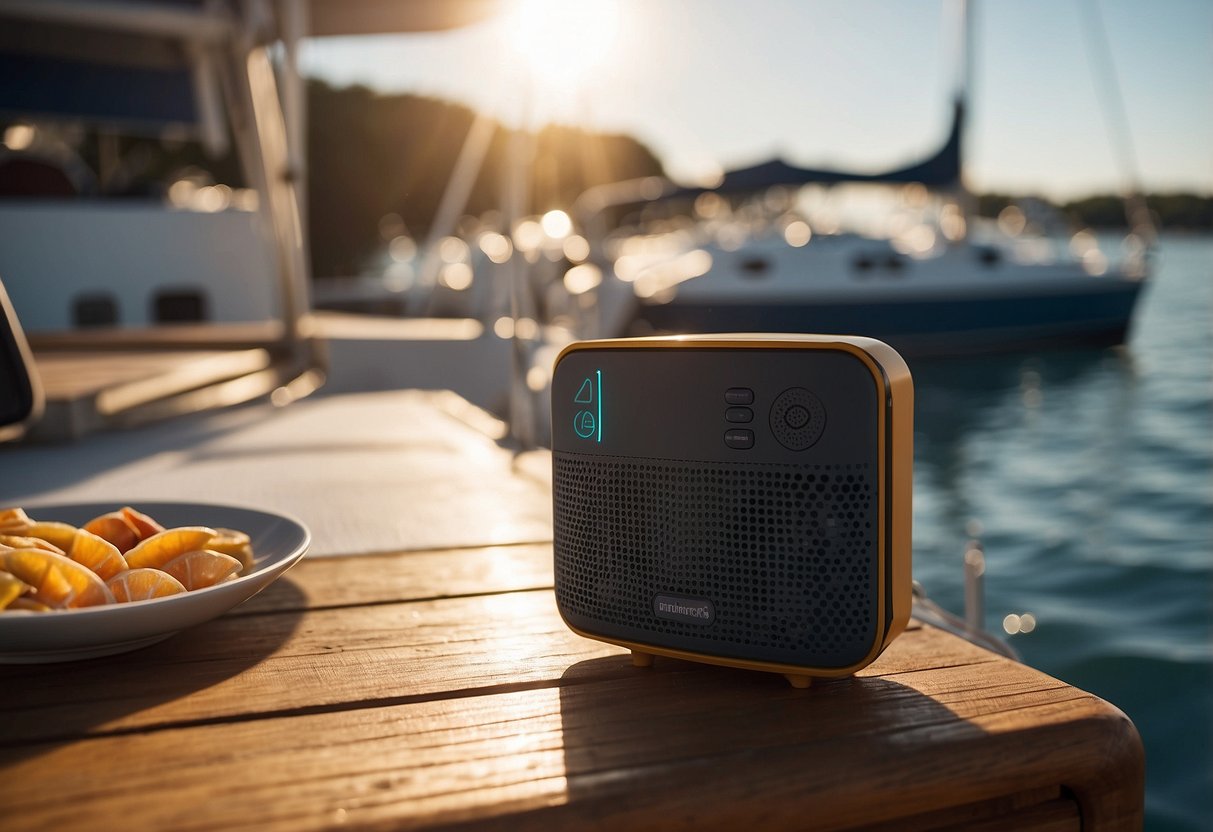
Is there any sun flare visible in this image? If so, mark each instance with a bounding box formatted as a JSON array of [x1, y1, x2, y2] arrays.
[[506, 0, 620, 91]]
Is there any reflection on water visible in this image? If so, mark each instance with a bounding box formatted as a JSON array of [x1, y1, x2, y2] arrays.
[[909, 236, 1212, 832]]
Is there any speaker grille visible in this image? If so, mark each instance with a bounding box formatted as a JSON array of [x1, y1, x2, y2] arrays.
[[554, 452, 878, 668], [769, 387, 827, 450]]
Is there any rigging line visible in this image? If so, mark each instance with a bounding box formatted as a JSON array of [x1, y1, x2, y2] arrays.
[[1078, 0, 1141, 191], [1077, 0, 1155, 238]]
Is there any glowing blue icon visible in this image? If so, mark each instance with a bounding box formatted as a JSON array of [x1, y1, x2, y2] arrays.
[[571, 370, 602, 442], [575, 378, 593, 404], [574, 410, 596, 438]]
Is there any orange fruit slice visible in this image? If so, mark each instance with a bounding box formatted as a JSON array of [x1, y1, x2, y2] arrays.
[[1, 570, 30, 609], [206, 528, 254, 573], [24, 521, 79, 552], [124, 526, 216, 569], [67, 529, 129, 581], [121, 506, 165, 541], [0, 534, 65, 555], [0, 507, 33, 534], [159, 550, 242, 590], [6, 596, 51, 612], [0, 548, 115, 609], [107, 568, 186, 603], [83, 512, 141, 553]]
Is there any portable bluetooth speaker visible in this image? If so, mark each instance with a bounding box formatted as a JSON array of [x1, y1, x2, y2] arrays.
[[551, 334, 913, 687]]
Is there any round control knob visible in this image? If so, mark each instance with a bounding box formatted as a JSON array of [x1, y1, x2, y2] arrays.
[[784, 405, 810, 429], [769, 388, 826, 450]]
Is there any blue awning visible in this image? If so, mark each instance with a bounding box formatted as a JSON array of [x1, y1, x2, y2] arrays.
[[678, 99, 965, 197]]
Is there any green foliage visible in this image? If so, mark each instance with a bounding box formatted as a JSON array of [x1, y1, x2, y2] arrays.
[[980, 190, 1213, 232], [305, 79, 664, 277], [1144, 193, 1213, 230]]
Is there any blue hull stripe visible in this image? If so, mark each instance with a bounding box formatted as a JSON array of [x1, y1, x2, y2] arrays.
[[635, 282, 1145, 353]]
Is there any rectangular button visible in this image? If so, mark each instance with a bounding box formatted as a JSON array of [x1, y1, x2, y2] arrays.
[[725, 407, 753, 423], [724, 387, 754, 405], [724, 429, 754, 449]]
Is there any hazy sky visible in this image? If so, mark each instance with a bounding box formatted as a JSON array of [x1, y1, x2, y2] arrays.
[[302, 0, 1213, 199]]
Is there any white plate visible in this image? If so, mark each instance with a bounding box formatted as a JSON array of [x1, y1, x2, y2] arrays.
[[0, 501, 310, 662]]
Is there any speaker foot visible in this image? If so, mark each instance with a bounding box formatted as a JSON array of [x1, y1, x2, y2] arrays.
[[631, 650, 654, 668], [784, 673, 813, 689]]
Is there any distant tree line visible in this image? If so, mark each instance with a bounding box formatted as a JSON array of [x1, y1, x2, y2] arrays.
[[977, 192, 1213, 232], [307, 80, 665, 277]]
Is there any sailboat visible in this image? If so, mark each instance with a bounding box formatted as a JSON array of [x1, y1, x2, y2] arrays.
[[582, 17, 1151, 356]]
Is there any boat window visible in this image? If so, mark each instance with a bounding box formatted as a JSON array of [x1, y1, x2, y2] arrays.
[[72, 293, 118, 327], [154, 288, 209, 323], [977, 247, 1001, 267], [0, 156, 81, 198], [739, 257, 769, 278], [852, 255, 875, 273]]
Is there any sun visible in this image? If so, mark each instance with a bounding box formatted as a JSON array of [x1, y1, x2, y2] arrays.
[[506, 0, 621, 92]]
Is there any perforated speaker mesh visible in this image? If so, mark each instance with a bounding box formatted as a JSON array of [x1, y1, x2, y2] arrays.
[[554, 452, 878, 668]]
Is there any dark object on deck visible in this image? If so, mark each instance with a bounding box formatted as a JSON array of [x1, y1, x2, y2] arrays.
[[551, 334, 914, 689], [0, 276, 42, 441], [154, 288, 210, 323]]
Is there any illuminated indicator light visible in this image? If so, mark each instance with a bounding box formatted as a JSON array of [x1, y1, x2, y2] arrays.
[[575, 378, 593, 403], [570, 370, 604, 442], [573, 410, 596, 439], [596, 369, 602, 443]]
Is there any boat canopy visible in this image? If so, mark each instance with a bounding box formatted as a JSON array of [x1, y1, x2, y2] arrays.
[[0, 0, 499, 139], [681, 99, 965, 197]]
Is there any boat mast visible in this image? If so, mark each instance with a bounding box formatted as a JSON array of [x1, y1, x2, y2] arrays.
[[952, 0, 974, 234]]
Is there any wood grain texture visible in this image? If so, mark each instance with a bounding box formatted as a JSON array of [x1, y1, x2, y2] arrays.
[[0, 593, 985, 745], [234, 543, 555, 614], [0, 543, 1144, 831], [0, 651, 1136, 832], [34, 349, 271, 401]]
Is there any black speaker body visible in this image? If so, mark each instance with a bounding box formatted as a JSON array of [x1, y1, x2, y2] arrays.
[[551, 335, 913, 685]]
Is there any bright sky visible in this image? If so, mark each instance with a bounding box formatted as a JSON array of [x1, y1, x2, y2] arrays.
[[301, 0, 1213, 200]]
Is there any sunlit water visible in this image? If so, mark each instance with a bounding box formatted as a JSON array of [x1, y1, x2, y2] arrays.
[[909, 234, 1211, 831]]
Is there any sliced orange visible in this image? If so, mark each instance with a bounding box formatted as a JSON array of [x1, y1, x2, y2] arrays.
[[121, 506, 165, 541], [0, 507, 33, 535], [124, 526, 216, 569], [83, 511, 141, 553], [0, 548, 114, 609], [159, 550, 242, 590], [1, 570, 30, 609], [68, 528, 128, 581], [107, 568, 186, 603], [206, 528, 254, 573], [0, 534, 65, 555], [24, 521, 79, 552], [6, 596, 51, 612]]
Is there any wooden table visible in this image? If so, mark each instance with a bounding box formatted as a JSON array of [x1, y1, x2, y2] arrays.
[[0, 541, 1143, 831]]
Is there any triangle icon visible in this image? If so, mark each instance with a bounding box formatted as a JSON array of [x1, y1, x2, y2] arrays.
[[575, 378, 593, 404]]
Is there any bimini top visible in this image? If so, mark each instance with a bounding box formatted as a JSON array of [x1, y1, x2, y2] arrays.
[[675, 98, 965, 197]]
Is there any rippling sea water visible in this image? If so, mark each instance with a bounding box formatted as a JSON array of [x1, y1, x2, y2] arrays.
[[909, 234, 1212, 831]]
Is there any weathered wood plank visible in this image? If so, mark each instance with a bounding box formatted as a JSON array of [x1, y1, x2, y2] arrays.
[[0, 658, 1138, 832], [0, 592, 986, 745], [862, 787, 1074, 832], [33, 349, 272, 401], [0, 540, 1142, 830], [234, 543, 555, 614]]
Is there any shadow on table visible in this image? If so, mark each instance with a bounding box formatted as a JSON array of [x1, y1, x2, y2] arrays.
[[553, 654, 988, 828], [0, 577, 306, 765]]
